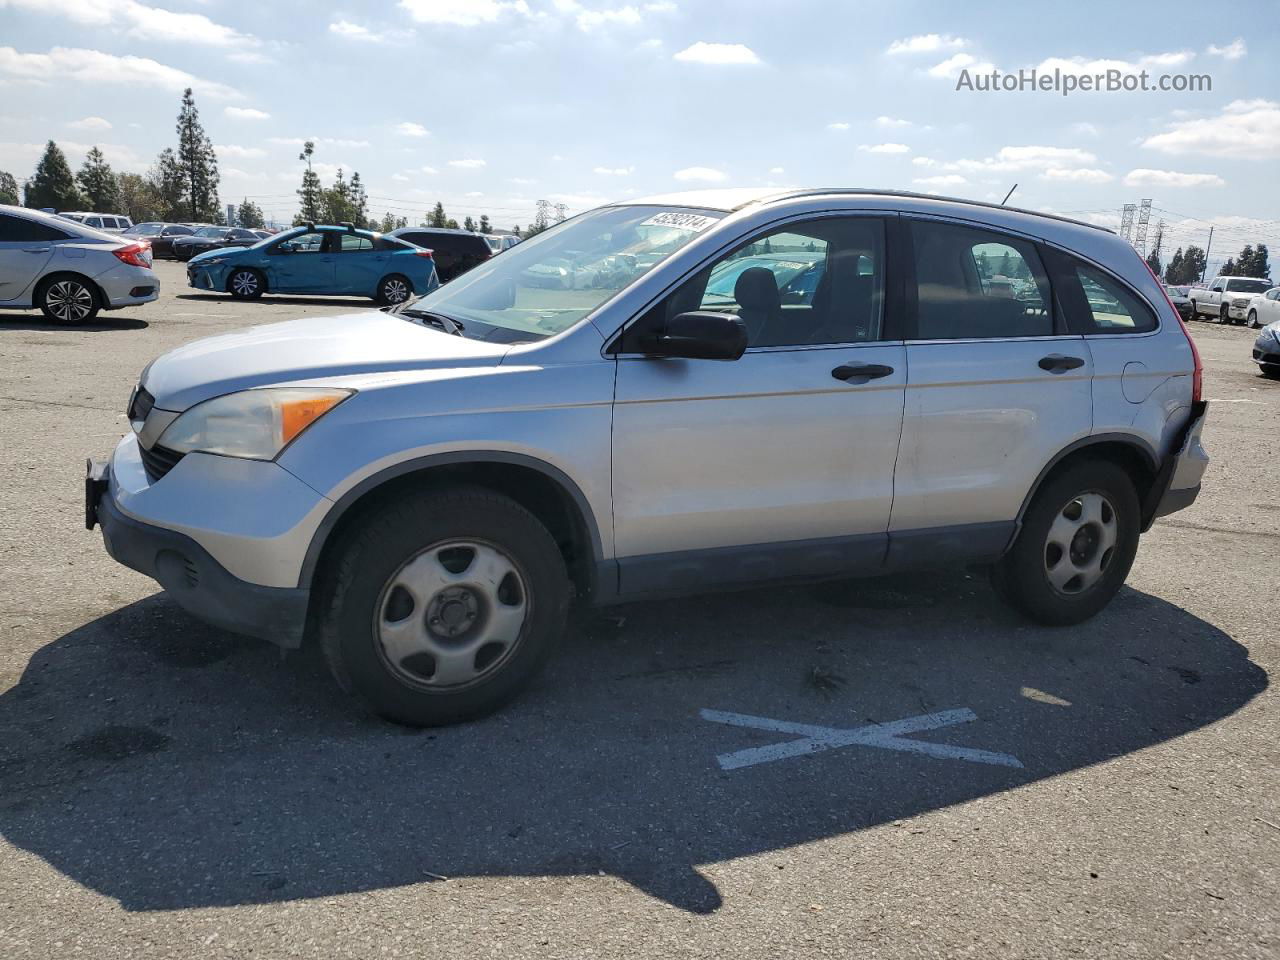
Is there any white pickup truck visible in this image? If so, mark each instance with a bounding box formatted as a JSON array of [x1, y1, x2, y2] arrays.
[[1190, 275, 1273, 324]]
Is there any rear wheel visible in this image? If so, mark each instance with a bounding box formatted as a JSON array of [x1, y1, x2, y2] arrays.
[[375, 274, 412, 306], [319, 487, 570, 726], [227, 268, 265, 299], [993, 461, 1140, 625], [37, 275, 100, 324]]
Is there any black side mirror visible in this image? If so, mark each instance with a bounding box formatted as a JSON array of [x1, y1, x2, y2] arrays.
[[649, 311, 748, 361]]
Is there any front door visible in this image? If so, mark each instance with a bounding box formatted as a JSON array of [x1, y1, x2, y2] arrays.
[[0, 213, 61, 303], [888, 217, 1093, 563], [268, 230, 335, 292], [610, 215, 906, 594]]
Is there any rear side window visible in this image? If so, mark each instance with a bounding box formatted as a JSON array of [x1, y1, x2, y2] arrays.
[[0, 214, 71, 242], [908, 220, 1053, 339], [339, 234, 374, 252], [1070, 264, 1157, 333]]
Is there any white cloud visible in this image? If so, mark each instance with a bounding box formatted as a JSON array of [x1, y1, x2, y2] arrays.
[[927, 53, 979, 78], [1124, 168, 1225, 189], [673, 41, 760, 65], [1070, 121, 1100, 137], [593, 165, 634, 175], [1141, 99, 1280, 159], [398, 0, 523, 26], [419, 165, 439, 174], [875, 116, 912, 128], [912, 157, 937, 167], [826, 122, 851, 132], [0, 46, 240, 98], [392, 173, 411, 182], [268, 136, 370, 148], [573, 6, 641, 30], [887, 34, 967, 55], [858, 143, 910, 154], [1034, 51, 1194, 78], [0, 0, 260, 48], [768, 166, 784, 174], [225, 106, 270, 120], [396, 121, 430, 137], [67, 116, 111, 130], [216, 144, 267, 159], [913, 174, 967, 188], [465, 190, 485, 197], [330, 20, 377, 39], [673, 166, 727, 182], [1040, 167, 1113, 183], [947, 145, 1097, 173], [548, 191, 608, 207], [1206, 38, 1246, 60], [509, 177, 537, 185], [448, 158, 487, 168]]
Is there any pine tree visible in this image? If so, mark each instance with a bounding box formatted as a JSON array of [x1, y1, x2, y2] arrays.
[[24, 141, 83, 210], [1220, 257, 1237, 277], [463, 215, 476, 232], [349, 171, 367, 225], [1252, 244, 1270, 280], [76, 147, 120, 211], [295, 140, 322, 224], [1182, 245, 1207, 284], [147, 148, 186, 221], [427, 202, 447, 228], [237, 198, 264, 228], [1164, 248, 1183, 284], [380, 212, 396, 233], [0, 170, 18, 205], [323, 168, 351, 222], [175, 88, 220, 222], [479, 214, 491, 234]]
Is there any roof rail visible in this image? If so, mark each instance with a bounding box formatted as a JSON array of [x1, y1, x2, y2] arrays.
[[339, 221, 355, 232]]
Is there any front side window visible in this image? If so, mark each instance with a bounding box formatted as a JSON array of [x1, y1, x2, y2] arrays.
[[399, 205, 724, 343], [0, 214, 71, 242], [909, 220, 1053, 339], [275, 231, 326, 254]]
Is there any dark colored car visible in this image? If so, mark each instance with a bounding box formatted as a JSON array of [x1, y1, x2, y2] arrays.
[[172, 227, 266, 262], [388, 227, 492, 282], [123, 222, 196, 259]]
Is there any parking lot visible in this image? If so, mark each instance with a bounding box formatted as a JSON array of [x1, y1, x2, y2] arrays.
[[0, 258, 1276, 957]]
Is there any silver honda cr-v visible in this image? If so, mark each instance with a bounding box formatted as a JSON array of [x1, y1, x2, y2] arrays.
[[86, 188, 1209, 726]]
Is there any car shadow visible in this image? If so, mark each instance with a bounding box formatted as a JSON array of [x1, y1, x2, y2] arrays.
[[176, 293, 377, 310], [0, 317, 149, 332], [0, 570, 1265, 915]]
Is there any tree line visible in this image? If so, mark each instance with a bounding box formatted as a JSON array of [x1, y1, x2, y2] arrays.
[[1143, 223, 1270, 285]]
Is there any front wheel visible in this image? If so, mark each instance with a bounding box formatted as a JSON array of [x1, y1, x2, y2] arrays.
[[375, 274, 412, 306], [227, 268, 265, 299], [37, 276, 100, 324], [993, 461, 1140, 626], [319, 488, 570, 726], [1247, 310, 1259, 329]]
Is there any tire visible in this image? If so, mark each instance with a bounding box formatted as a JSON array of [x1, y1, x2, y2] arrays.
[[993, 460, 1140, 626], [375, 274, 412, 306], [36, 275, 100, 324], [1189, 300, 1198, 320], [1247, 310, 1259, 329], [227, 267, 265, 300], [319, 487, 570, 726], [1219, 305, 1231, 324], [1261, 366, 1280, 380]]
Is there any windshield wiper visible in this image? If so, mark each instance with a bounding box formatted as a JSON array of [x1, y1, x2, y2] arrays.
[[402, 308, 465, 336]]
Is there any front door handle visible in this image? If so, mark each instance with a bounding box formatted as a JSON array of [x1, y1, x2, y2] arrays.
[[1038, 354, 1085, 373], [22, 247, 51, 254], [832, 362, 895, 383]]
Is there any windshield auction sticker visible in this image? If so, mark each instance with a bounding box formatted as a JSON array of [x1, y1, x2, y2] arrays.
[[640, 212, 720, 232]]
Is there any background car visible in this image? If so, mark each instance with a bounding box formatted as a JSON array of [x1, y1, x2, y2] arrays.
[[123, 222, 196, 259], [186, 223, 437, 304], [171, 226, 264, 262], [388, 227, 492, 282], [1163, 284, 1194, 320], [1253, 320, 1280, 378], [57, 212, 134, 233], [1244, 286, 1280, 328], [0, 203, 158, 323]]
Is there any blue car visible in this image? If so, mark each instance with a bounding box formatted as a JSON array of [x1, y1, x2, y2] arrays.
[[186, 223, 438, 305]]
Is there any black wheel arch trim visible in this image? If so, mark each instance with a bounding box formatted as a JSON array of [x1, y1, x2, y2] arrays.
[[297, 450, 606, 591], [1011, 433, 1161, 542]]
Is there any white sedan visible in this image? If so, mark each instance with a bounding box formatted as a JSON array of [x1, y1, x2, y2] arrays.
[[1245, 286, 1280, 329]]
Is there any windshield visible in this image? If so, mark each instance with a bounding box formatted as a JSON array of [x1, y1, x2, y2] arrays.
[[1226, 279, 1270, 294], [127, 223, 164, 236], [194, 227, 228, 238], [397, 205, 724, 342]]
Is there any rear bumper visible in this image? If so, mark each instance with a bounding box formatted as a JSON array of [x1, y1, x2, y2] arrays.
[[94, 262, 161, 309], [1146, 401, 1209, 527], [96, 486, 309, 648]]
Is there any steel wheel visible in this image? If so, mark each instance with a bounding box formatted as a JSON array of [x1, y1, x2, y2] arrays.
[[44, 280, 95, 323], [1043, 492, 1118, 595], [380, 277, 410, 304], [374, 540, 529, 689], [230, 270, 261, 297]]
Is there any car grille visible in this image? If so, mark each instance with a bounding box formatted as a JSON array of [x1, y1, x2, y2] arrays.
[[1255, 348, 1280, 365], [139, 442, 185, 483]]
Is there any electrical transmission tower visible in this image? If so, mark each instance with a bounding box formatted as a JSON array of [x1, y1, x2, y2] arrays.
[[1119, 203, 1136, 242], [552, 203, 568, 223], [1133, 199, 1153, 254], [534, 199, 551, 231]]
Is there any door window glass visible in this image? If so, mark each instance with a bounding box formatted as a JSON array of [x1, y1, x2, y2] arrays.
[[0, 215, 70, 242], [339, 234, 374, 252], [276, 231, 326, 254], [1073, 264, 1157, 333], [910, 221, 1053, 339]]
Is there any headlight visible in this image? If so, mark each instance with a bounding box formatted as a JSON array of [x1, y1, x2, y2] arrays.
[[201, 256, 227, 266], [1232, 298, 1250, 307], [158, 388, 352, 460]]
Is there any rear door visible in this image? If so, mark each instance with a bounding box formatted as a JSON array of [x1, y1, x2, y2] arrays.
[[332, 233, 389, 294], [0, 213, 66, 303], [889, 217, 1093, 560]]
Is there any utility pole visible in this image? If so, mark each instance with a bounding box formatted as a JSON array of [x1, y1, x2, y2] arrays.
[[1202, 226, 1213, 281]]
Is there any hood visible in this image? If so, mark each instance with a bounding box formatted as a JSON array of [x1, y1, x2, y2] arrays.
[[189, 246, 232, 263], [143, 311, 510, 411]]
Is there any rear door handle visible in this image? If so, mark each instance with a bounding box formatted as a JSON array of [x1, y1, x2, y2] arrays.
[[1038, 354, 1085, 373], [832, 363, 895, 383]]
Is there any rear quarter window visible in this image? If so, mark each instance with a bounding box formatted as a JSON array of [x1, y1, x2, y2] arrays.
[[1048, 251, 1158, 334]]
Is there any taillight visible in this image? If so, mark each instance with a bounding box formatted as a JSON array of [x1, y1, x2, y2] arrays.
[[113, 241, 152, 269], [1143, 256, 1202, 402], [415, 248, 434, 259]]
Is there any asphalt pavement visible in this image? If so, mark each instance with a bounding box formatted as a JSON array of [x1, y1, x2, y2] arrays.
[[0, 259, 1276, 958]]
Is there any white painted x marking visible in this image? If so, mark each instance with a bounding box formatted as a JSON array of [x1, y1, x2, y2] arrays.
[[699, 707, 1023, 771]]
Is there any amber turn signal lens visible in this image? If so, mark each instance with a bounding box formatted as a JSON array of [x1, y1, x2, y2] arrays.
[[279, 393, 348, 447]]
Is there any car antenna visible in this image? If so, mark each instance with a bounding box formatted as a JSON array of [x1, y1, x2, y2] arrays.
[[1001, 183, 1018, 205]]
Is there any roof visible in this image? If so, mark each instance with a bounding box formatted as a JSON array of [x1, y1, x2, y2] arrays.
[[621, 186, 1112, 235]]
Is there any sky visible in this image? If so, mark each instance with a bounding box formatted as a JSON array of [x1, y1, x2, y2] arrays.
[[1, 0, 1277, 269]]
